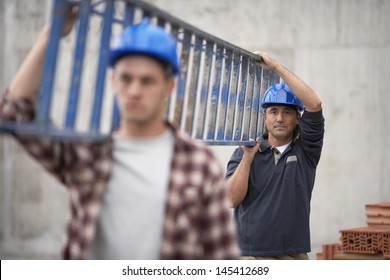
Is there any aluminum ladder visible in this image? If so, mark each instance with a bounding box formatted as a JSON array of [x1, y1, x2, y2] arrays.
[[0, 0, 280, 145]]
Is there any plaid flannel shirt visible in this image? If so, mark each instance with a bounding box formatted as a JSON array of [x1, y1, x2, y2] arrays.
[[0, 92, 240, 259]]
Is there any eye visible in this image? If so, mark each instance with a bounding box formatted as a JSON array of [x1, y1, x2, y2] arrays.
[[141, 77, 156, 86], [120, 74, 131, 84]]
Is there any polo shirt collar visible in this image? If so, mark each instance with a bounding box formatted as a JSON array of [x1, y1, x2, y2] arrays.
[[258, 135, 295, 153], [258, 136, 271, 153]]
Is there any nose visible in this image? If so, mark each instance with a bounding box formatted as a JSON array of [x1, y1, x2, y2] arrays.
[[126, 81, 142, 98], [276, 112, 284, 122]]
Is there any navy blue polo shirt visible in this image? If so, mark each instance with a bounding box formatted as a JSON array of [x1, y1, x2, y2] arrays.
[[226, 110, 325, 257]]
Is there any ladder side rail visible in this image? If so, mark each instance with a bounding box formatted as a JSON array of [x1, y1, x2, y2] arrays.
[[110, 2, 136, 132], [253, 65, 263, 139], [185, 36, 202, 136], [234, 55, 249, 141], [65, 0, 92, 129], [249, 64, 261, 140], [215, 48, 232, 141], [37, 0, 69, 127], [195, 41, 213, 140], [89, 0, 115, 132], [244, 59, 257, 141], [164, 24, 179, 121], [205, 45, 223, 141], [225, 52, 241, 141], [173, 31, 191, 127]]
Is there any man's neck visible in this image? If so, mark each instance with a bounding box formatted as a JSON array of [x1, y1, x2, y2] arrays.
[[114, 121, 168, 139], [267, 136, 293, 147]]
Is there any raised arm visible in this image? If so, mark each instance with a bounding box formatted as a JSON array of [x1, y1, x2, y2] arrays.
[[8, 6, 78, 101], [255, 51, 322, 112]]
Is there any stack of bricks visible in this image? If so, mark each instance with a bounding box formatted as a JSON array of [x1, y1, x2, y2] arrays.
[[317, 201, 390, 260], [365, 202, 390, 227]]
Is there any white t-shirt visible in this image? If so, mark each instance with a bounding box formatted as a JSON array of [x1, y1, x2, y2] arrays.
[[88, 129, 174, 259], [272, 141, 291, 165], [276, 141, 291, 154]]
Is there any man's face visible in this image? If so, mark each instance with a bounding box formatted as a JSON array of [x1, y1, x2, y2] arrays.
[[263, 105, 299, 142], [111, 55, 174, 126]]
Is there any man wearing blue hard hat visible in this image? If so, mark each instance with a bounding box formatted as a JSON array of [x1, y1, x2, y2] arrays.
[[0, 7, 239, 259], [226, 51, 324, 259]]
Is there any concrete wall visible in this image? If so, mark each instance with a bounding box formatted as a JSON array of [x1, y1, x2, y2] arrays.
[[0, 0, 67, 259], [0, 0, 389, 259]]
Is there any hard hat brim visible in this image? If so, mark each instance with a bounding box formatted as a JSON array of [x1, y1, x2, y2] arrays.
[[109, 49, 179, 75]]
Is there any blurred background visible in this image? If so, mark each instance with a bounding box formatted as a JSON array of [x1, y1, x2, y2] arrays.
[[0, 0, 389, 259]]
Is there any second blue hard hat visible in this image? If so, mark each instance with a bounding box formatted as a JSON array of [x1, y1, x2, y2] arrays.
[[109, 18, 180, 75], [261, 81, 304, 112]]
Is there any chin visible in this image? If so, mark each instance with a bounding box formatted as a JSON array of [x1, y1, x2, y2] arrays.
[[272, 132, 292, 139]]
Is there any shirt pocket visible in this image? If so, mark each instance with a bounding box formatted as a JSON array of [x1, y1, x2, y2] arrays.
[[286, 155, 297, 163], [284, 155, 298, 181]]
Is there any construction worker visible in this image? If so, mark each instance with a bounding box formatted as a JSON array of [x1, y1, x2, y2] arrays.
[[226, 51, 324, 259], [0, 6, 239, 259]]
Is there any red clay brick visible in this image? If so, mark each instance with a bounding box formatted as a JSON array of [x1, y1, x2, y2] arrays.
[[316, 252, 324, 260], [365, 202, 390, 216], [316, 243, 341, 260], [366, 216, 390, 227], [383, 232, 390, 255], [333, 252, 385, 260], [340, 226, 390, 255]]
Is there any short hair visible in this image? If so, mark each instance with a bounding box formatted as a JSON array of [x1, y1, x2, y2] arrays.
[[263, 103, 301, 113]]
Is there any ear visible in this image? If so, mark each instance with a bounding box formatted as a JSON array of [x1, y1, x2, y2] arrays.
[[165, 78, 175, 97]]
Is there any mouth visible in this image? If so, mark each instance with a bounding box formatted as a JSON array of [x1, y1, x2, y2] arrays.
[[125, 103, 142, 110]]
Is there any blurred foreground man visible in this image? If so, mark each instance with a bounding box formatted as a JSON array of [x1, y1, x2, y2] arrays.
[[0, 6, 239, 260]]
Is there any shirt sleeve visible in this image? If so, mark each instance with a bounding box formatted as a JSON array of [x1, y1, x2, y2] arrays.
[[225, 147, 243, 178], [201, 154, 241, 259], [299, 109, 325, 166], [0, 91, 73, 185]]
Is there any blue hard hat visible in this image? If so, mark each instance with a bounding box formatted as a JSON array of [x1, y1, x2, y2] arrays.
[[261, 81, 304, 112], [109, 18, 180, 75]]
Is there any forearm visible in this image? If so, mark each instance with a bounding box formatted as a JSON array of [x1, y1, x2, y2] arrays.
[[255, 51, 322, 112], [8, 25, 50, 101], [226, 155, 253, 208], [273, 64, 322, 112]]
